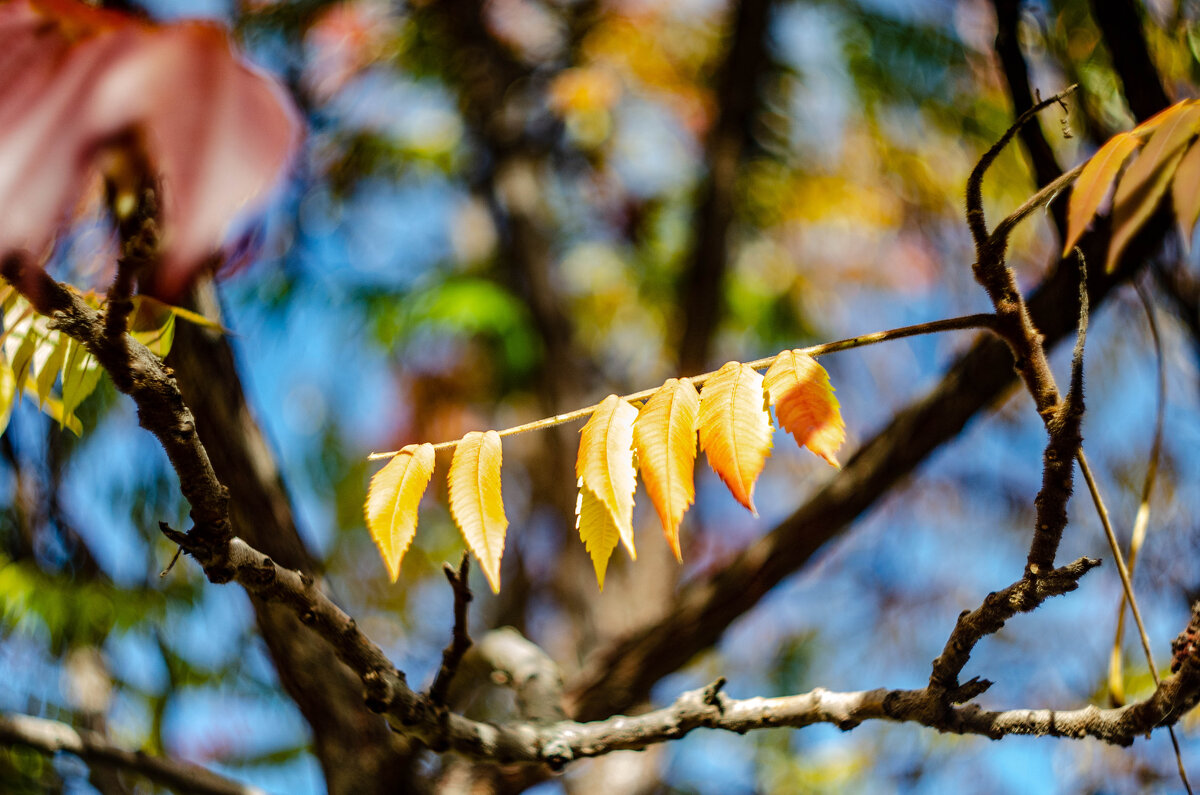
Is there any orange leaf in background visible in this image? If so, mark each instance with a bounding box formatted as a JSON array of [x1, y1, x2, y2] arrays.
[[0, 0, 300, 298], [763, 351, 845, 468], [577, 394, 639, 559], [633, 378, 699, 561], [448, 431, 508, 593], [1107, 101, 1200, 271], [364, 444, 435, 582], [1063, 132, 1140, 256], [698, 362, 772, 515], [1172, 141, 1200, 248]]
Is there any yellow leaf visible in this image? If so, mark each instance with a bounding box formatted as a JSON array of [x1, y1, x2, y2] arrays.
[[577, 394, 639, 563], [632, 378, 699, 561], [1172, 140, 1200, 248], [0, 360, 14, 437], [364, 443, 435, 582], [1063, 132, 1140, 256], [1108, 101, 1200, 271], [576, 480, 620, 590], [698, 362, 772, 515], [448, 430, 508, 593], [764, 351, 845, 468]]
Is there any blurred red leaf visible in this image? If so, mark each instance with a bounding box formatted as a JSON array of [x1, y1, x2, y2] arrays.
[[0, 0, 301, 297]]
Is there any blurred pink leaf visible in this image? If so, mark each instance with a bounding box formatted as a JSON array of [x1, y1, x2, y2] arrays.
[[0, 0, 301, 297]]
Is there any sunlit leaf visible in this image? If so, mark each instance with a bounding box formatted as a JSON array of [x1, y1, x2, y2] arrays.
[[23, 376, 81, 435], [764, 351, 845, 467], [576, 480, 620, 591], [1063, 132, 1140, 255], [577, 394, 639, 570], [365, 444, 436, 582], [0, 359, 14, 437], [132, 295, 226, 333], [698, 362, 772, 514], [1173, 140, 1200, 247], [1108, 101, 1200, 271], [632, 378, 699, 561], [131, 311, 177, 359], [60, 340, 102, 423], [448, 430, 507, 593], [34, 332, 67, 407]]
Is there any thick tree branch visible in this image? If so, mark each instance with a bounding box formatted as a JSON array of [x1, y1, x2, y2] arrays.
[[1089, 0, 1171, 122], [0, 712, 262, 795], [676, 0, 774, 374], [991, 0, 1064, 191]]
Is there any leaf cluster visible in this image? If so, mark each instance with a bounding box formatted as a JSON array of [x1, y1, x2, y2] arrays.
[[366, 351, 843, 590]]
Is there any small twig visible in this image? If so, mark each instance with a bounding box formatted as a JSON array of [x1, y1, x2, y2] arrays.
[[367, 313, 999, 459], [965, 84, 1078, 250], [429, 553, 474, 707], [103, 182, 158, 342], [159, 545, 184, 578]]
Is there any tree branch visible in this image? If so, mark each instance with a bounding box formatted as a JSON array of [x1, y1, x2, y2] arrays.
[[0, 712, 262, 795], [429, 553, 474, 707]]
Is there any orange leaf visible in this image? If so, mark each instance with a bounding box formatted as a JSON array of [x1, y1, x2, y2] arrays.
[[1063, 132, 1140, 255], [633, 378, 699, 561], [576, 394, 639, 567], [0, 0, 300, 298], [364, 444, 435, 582], [1172, 140, 1200, 248], [448, 430, 508, 593], [763, 351, 845, 468], [1108, 101, 1200, 271], [698, 362, 772, 514]]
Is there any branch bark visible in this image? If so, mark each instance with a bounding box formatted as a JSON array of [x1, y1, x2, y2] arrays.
[[0, 712, 262, 795]]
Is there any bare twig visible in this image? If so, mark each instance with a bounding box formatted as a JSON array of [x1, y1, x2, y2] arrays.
[[368, 313, 999, 459], [0, 712, 262, 795], [429, 553, 474, 707]]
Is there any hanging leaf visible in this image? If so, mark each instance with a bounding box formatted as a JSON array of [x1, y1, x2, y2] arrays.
[[577, 394, 639, 564], [448, 430, 507, 593], [698, 362, 772, 514], [26, 378, 82, 436], [763, 351, 845, 468], [1172, 140, 1200, 247], [632, 378, 699, 561], [0, 359, 14, 438], [60, 340, 102, 423], [576, 479, 620, 591], [364, 443, 436, 582], [1107, 102, 1200, 271], [1063, 132, 1140, 255], [34, 331, 68, 406], [130, 310, 177, 358]]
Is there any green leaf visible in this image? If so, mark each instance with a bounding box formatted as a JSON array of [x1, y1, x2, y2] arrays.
[[35, 332, 67, 407]]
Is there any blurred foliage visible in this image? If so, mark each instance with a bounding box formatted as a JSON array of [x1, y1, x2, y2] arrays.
[[4, 0, 1200, 792]]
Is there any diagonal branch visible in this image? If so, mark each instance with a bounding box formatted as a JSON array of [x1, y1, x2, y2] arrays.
[[0, 712, 262, 795]]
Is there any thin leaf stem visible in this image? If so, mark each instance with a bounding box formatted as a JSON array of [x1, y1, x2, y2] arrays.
[[368, 313, 998, 459]]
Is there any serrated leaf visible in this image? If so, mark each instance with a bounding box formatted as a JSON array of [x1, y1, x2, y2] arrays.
[[131, 311, 176, 358], [632, 378, 699, 561], [364, 443, 435, 582], [1108, 102, 1200, 271], [22, 376, 81, 435], [764, 351, 845, 468], [698, 362, 772, 514], [9, 321, 39, 390], [0, 359, 15, 437], [1063, 132, 1140, 255], [34, 331, 67, 406], [60, 340, 102, 422], [576, 481, 620, 590], [577, 394, 639, 564], [448, 430, 507, 593], [1173, 140, 1200, 247]]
